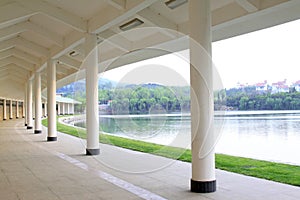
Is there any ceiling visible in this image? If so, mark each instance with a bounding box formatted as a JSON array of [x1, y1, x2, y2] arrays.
[[0, 0, 299, 100]]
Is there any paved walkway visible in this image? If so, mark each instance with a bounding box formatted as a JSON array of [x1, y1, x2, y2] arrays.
[[0, 119, 299, 200]]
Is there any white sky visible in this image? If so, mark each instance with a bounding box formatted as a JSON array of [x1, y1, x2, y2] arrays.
[[100, 19, 300, 89]]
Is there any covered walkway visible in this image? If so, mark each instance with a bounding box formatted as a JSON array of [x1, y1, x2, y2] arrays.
[[1, 119, 299, 200], [1, 0, 300, 194]]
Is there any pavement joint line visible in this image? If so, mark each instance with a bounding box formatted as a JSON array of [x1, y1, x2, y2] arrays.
[[14, 121, 167, 200]]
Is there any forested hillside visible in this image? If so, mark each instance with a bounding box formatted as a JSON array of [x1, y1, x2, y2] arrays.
[[58, 80, 300, 112]]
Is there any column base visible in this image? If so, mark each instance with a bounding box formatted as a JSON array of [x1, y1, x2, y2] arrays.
[[25, 123, 27, 126], [27, 126, 33, 129], [16, 117, 19, 119], [191, 179, 216, 193], [3, 119, 6, 121], [9, 118, 13, 119], [86, 148, 100, 156], [34, 130, 42, 134], [47, 137, 57, 141]]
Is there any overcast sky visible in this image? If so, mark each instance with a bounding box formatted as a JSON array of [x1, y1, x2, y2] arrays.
[[100, 19, 300, 89]]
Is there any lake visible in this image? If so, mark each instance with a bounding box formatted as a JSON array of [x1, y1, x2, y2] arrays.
[[74, 111, 300, 166]]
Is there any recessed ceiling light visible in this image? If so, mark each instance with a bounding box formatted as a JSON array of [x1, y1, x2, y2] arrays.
[[69, 50, 79, 57], [119, 18, 144, 31], [165, 0, 188, 9]]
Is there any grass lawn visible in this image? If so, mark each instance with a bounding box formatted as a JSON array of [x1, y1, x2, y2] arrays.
[[42, 117, 300, 187]]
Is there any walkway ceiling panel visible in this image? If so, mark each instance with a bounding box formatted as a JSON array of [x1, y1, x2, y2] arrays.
[[15, 0, 87, 32], [15, 37, 49, 58], [44, 0, 108, 20], [20, 31, 55, 49], [29, 13, 75, 36], [0, 2, 35, 29], [12, 48, 41, 65], [5, 63, 30, 74], [0, 79, 25, 100]]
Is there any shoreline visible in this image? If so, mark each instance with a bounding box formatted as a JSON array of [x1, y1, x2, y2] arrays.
[[42, 117, 300, 187]]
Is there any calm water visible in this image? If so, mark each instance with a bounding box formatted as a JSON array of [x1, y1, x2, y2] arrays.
[[74, 111, 300, 165]]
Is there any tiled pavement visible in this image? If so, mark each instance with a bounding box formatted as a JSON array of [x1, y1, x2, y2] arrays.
[[0, 119, 299, 200]]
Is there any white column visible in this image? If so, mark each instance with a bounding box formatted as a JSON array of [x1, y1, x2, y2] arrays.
[[27, 80, 33, 129], [44, 102, 47, 117], [189, 0, 216, 193], [24, 83, 27, 125], [34, 72, 42, 134], [3, 99, 7, 120], [9, 100, 13, 119], [22, 101, 25, 118], [16, 101, 19, 118], [85, 33, 99, 155], [57, 103, 60, 115], [32, 99, 35, 120], [66, 103, 69, 115], [47, 59, 57, 141], [62, 103, 65, 115], [71, 104, 74, 114]]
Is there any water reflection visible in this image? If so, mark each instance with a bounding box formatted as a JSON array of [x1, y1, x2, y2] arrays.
[[74, 112, 300, 165]]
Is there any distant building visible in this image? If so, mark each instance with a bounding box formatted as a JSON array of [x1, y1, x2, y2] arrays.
[[293, 80, 300, 92], [99, 100, 112, 114], [271, 79, 289, 93], [255, 80, 268, 92], [233, 79, 294, 93]]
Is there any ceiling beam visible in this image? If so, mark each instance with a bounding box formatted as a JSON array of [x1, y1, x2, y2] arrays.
[[0, 48, 40, 65], [0, 48, 12, 59], [16, 37, 50, 57], [0, 2, 36, 29], [0, 58, 10, 67], [23, 21, 64, 46], [7, 56, 35, 71], [98, 29, 132, 52], [7, 75, 25, 85], [235, 0, 259, 13], [8, 69, 28, 78], [12, 48, 41, 65], [106, 0, 126, 10], [16, 0, 87, 32], [56, 64, 70, 75], [137, 8, 177, 31], [58, 55, 82, 70], [5, 64, 29, 74], [0, 38, 15, 52], [0, 22, 24, 42]]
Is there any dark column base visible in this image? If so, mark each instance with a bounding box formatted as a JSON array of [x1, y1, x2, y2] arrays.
[[3, 119, 6, 121], [86, 148, 100, 156], [47, 137, 57, 141], [34, 130, 42, 134], [9, 118, 13, 119], [27, 126, 33, 129], [16, 117, 19, 119], [25, 123, 27, 126], [22, 116, 25, 118], [191, 179, 216, 193]]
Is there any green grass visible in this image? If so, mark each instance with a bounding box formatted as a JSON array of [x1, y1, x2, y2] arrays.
[[42, 117, 300, 187]]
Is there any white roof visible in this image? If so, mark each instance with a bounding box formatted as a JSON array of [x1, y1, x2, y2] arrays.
[[55, 95, 81, 104]]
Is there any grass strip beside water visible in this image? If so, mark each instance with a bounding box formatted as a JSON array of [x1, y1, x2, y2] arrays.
[[42, 118, 300, 187]]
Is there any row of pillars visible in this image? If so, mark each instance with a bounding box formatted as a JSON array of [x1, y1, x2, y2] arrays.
[[21, 0, 216, 193], [1, 99, 25, 120], [23, 34, 99, 151], [57, 102, 75, 116]]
